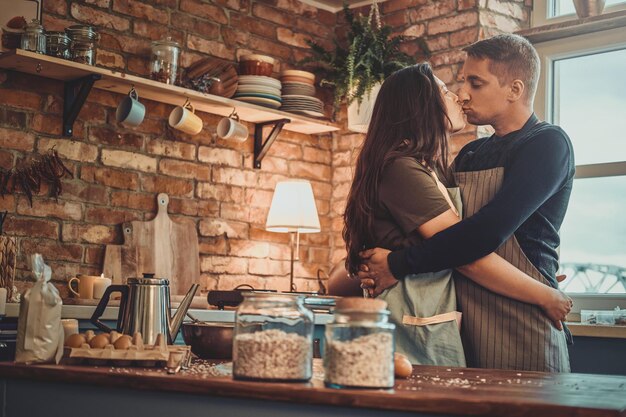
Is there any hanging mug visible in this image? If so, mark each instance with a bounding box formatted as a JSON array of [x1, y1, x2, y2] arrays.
[[116, 86, 145, 127], [217, 109, 248, 142], [169, 99, 203, 135]]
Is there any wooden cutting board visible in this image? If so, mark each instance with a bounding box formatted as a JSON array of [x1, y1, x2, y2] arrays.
[[102, 193, 200, 295]]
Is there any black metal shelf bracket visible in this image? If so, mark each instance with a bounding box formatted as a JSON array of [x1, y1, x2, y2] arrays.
[[63, 74, 101, 137], [253, 118, 291, 169]]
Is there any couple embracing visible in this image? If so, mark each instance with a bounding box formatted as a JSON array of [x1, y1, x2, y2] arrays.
[[332, 34, 575, 372]]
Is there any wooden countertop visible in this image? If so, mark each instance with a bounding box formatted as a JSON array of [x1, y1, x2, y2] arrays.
[[1, 361, 625, 417]]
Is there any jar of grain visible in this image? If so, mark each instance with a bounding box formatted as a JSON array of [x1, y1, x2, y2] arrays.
[[233, 292, 314, 382], [324, 297, 395, 389], [150, 37, 180, 85], [66, 25, 99, 66], [45, 31, 70, 59]]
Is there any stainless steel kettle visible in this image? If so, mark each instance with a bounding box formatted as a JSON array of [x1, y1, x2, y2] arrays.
[[90, 273, 198, 344]]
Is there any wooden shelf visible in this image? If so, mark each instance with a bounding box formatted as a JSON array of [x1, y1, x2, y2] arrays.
[[0, 49, 339, 136]]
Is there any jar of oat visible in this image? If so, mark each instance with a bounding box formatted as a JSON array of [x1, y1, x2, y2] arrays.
[[324, 297, 395, 389], [233, 292, 314, 382], [150, 37, 180, 85]]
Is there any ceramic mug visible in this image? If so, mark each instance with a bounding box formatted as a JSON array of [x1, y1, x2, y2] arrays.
[[68, 274, 98, 299], [116, 87, 145, 127], [169, 100, 203, 135], [93, 276, 112, 299], [217, 114, 248, 142]]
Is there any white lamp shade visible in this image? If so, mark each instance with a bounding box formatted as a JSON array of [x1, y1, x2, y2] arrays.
[[266, 180, 321, 233]]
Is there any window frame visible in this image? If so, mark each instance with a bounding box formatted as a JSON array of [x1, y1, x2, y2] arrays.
[[533, 26, 626, 309], [532, 0, 626, 27]]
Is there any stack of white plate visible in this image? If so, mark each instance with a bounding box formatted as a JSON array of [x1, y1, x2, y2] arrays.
[[280, 70, 325, 118], [233, 75, 282, 109]]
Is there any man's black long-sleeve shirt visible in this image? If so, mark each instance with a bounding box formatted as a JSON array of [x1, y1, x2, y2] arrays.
[[387, 114, 575, 290]]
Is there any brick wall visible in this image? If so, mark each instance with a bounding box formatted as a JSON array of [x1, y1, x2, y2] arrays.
[[0, 0, 531, 297]]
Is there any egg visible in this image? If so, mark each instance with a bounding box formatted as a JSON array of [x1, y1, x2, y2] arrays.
[[89, 334, 110, 349], [394, 352, 413, 378], [84, 330, 96, 342], [113, 335, 133, 350], [65, 333, 87, 348]]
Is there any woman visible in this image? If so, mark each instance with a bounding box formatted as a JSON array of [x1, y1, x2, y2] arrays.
[[336, 63, 571, 366]]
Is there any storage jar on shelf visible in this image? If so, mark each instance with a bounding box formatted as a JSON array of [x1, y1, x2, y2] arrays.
[[233, 292, 314, 382], [324, 297, 395, 389], [150, 37, 180, 85], [20, 20, 46, 55], [45, 31, 70, 59], [66, 25, 99, 66]]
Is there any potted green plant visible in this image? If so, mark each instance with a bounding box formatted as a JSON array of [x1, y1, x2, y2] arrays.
[[302, 2, 413, 132]]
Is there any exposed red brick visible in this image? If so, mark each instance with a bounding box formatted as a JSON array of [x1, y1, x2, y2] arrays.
[[37, 137, 98, 162], [4, 217, 59, 239], [0, 128, 35, 151], [20, 239, 83, 262], [0, 150, 13, 170], [89, 126, 144, 149], [111, 190, 156, 211], [0, 108, 27, 129], [62, 223, 118, 244], [159, 159, 211, 181], [169, 13, 219, 40], [113, 0, 169, 24], [383, 0, 429, 13], [0, 89, 41, 111], [85, 206, 142, 225], [230, 13, 276, 39], [276, 28, 311, 49], [17, 197, 83, 221], [425, 34, 450, 52], [180, 0, 228, 24], [127, 55, 150, 77], [410, 0, 456, 21], [70, 3, 130, 31], [141, 175, 194, 197], [213, 0, 250, 12], [81, 166, 140, 190], [168, 198, 219, 217], [96, 50, 125, 70], [61, 182, 108, 205], [252, 3, 295, 26], [187, 35, 235, 60], [84, 246, 105, 265], [43, 0, 68, 15], [450, 27, 478, 47], [428, 11, 478, 36], [42, 14, 76, 32]]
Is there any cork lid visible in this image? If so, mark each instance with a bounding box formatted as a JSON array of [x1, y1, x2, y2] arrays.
[[335, 297, 387, 312]]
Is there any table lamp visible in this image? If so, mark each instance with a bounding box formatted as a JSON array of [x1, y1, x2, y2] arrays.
[[265, 180, 320, 292]]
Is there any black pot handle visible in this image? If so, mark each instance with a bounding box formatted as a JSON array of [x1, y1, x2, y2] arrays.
[[90, 285, 129, 332]]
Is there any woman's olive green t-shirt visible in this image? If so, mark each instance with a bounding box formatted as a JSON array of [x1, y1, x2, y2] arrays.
[[373, 156, 451, 251]]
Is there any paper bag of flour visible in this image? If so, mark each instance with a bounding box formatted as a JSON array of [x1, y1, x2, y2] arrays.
[[15, 254, 64, 364]]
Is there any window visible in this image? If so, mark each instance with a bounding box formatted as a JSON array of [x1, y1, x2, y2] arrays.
[[532, 0, 626, 26], [534, 27, 626, 297]]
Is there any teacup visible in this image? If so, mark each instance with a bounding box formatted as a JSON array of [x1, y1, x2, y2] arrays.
[[68, 274, 98, 299], [169, 100, 203, 135], [116, 87, 145, 127], [217, 115, 248, 142]]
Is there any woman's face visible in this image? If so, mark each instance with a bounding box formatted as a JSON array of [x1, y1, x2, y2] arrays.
[[435, 77, 466, 133]]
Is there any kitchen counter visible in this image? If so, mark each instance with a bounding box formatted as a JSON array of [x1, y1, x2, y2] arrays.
[[3, 303, 334, 325], [1, 361, 625, 417]]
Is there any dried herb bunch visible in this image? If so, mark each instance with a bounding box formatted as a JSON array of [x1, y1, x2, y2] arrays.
[[0, 149, 73, 207]]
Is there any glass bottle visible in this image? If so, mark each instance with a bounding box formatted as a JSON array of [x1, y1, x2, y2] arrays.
[[324, 297, 395, 389], [150, 37, 180, 85], [66, 25, 99, 66], [45, 31, 70, 59], [233, 293, 314, 382], [20, 19, 46, 54]]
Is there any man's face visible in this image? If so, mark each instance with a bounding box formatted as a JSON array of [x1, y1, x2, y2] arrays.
[[458, 57, 511, 126]]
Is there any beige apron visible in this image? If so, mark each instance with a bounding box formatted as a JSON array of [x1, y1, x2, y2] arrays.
[[379, 187, 466, 367], [453, 167, 570, 372]]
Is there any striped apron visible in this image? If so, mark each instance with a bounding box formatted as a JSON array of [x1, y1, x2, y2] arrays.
[[453, 167, 570, 372]]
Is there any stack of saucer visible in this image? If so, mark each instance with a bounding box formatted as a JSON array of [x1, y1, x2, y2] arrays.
[[233, 75, 282, 109], [280, 70, 324, 118]]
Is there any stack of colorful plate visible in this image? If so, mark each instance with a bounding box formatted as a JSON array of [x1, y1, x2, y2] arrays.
[[280, 70, 325, 118], [233, 75, 282, 109]]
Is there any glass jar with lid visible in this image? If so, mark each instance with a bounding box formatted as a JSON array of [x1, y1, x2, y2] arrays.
[[233, 292, 314, 382], [20, 19, 46, 54], [66, 25, 99, 66], [150, 37, 180, 85], [324, 297, 395, 389], [46, 31, 70, 59]]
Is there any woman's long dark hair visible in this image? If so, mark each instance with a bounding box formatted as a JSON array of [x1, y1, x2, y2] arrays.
[[343, 63, 451, 274]]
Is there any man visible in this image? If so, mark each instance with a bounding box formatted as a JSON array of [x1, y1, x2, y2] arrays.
[[359, 34, 575, 372]]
